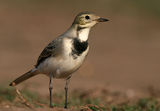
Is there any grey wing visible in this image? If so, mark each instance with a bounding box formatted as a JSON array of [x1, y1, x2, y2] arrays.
[[35, 39, 61, 68]]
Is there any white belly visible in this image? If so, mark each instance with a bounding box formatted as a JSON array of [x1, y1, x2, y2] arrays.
[[37, 47, 89, 79]]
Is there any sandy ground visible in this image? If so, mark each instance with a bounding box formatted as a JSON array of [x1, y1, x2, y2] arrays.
[[0, 1, 160, 110]]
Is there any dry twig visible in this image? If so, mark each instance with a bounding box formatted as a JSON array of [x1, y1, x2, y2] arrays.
[[15, 88, 34, 109]]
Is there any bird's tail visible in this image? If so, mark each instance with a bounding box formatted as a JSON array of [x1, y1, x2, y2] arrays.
[[9, 68, 39, 86]]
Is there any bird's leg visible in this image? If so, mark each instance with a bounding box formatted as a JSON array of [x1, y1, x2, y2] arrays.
[[64, 76, 71, 109], [49, 73, 53, 108]]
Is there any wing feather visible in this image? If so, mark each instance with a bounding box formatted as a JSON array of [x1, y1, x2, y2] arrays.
[[35, 38, 61, 67]]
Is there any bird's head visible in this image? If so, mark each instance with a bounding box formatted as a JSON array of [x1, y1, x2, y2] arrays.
[[73, 11, 109, 28]]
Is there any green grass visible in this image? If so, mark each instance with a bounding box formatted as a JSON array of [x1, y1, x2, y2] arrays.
[[0, 86, 16, 102], [1, 87, 160, 111], [108, 98, 160, 111], [0, 86, 47, 107], [21, 89, 47, 107]]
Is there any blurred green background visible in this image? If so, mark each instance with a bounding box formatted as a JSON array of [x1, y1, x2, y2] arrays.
[[0, 0, 160, 94]]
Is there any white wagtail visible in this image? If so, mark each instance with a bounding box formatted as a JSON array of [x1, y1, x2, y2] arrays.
[[9, 11, 109, 108]]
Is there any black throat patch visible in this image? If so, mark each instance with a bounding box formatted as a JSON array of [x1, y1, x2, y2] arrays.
[[71, 38, 88, 59]]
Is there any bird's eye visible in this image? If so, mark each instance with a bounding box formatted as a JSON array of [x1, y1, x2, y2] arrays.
[[85, 15, 90, 20]]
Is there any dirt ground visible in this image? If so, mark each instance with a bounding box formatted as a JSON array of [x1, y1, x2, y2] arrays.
[[0, 1, 160, 111]]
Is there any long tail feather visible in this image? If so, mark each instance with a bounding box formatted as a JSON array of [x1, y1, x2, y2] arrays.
[[9, 68, 39, 86]]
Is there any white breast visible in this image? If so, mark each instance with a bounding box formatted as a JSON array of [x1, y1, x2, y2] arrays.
[[38, 38, 89, 79]]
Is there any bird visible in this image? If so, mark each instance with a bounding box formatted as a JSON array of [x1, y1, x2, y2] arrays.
[[9, 11, 109, 108]]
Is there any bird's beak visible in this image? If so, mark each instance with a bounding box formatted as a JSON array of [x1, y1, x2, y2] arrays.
[[97, 18, 109, 22]]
